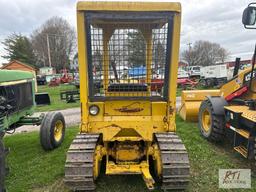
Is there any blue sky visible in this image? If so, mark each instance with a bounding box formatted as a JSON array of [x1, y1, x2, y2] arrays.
[[0, 0, 254, 65]]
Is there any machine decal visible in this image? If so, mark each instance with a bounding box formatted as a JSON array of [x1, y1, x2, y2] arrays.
[[243, 68, 256, 83]]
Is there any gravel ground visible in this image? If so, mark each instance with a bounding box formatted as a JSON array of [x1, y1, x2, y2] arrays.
[[12, 97, 181, 134], [13, 108, 81, 134]]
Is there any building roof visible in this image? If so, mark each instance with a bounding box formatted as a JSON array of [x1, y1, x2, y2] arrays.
[[0, 69, 34, 84], [225, 59, 252, 67], [39, 66, 54, 70], [1, 60, 35, 71]]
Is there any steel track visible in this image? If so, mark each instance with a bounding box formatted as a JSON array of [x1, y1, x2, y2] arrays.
[[155, 132, 190, 190], [64, 133, 100, 191]]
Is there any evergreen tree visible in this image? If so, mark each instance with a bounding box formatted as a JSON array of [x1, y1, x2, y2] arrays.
[[154, 41, 166, 69], [127, 31, 146, 67], [2, 33, 36, 66]]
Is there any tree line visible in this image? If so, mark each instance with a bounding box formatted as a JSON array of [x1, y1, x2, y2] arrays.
[[2, 16, 230, 72], [92, 30, 229, 72], [181, 40, 229, 66], [2, 16, 76, 72]]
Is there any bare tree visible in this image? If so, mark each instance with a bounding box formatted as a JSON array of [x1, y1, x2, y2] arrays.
[[181, 40, 229, 66], [31, 16, 76, 71]]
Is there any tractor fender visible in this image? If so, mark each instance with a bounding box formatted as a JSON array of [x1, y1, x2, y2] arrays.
[[205, 96, 228, 115]]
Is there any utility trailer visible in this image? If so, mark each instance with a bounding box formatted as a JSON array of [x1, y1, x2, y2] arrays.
[[188, 66, 201, 78], [199, 64, 228, 87], [0, 70, 66, 191]]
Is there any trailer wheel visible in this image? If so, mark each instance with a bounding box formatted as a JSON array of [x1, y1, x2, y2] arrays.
[[40, 112, 66, 150], [198, 99, 225, 142], [199, 79, 207, 87], [206, 79, 214, 87]]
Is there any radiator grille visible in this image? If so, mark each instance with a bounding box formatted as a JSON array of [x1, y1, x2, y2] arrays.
[[0, 82, 33, 114]]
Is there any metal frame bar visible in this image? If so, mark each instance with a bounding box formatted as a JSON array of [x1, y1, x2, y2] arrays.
[[85, 11, 173, 102], [163, 17, 174, 100]]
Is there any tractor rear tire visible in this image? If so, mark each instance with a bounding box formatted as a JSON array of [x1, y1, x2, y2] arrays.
[[198, 99, 225, 142], [40, 112, 66, 150], [0, 133, 7, 192]]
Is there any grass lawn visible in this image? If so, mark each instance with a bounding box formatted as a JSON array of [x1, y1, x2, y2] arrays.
[[176, 88, 183, 97], [36, 84, 80, 112], [4, 117, 256, 192]]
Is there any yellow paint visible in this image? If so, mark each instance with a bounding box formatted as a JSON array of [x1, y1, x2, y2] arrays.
[[141, 165, 155, 189], [179, 65, 256, 122], [179, 90, 220, 122], [0, 79, 32, 86], [104, 101, 151, 116], [110, 142, 144, 162], [148, 144, 162, 177], [219, 67, 255, 97], [236, 129, 250, 139], [94, 145, 106, 179], [106, 159, 143, 171], [89, 119, 165, 141], [77, 2, 181, 12], [76, 2, 182, 189], [167, 11, 182, 132], [54, 120, 64, 142], [224, 105, 256, 122], [106, 158, 155, 189], [201, 109, 211, 132], [234, 146, 248, 158], [77, 11, 89, 132]]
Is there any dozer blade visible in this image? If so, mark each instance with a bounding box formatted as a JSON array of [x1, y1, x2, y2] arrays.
[[178, 89, 220, 122]]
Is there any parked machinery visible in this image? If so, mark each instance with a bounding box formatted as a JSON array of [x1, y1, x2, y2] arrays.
[[199, 64, 228, 87], [60, 69, 73, 84], [0, 70, 65, 191], [64, 2, 190, 191], [188, 66, 201, 79], [179, 3, 256, 160], [36, 75, 47, 85]]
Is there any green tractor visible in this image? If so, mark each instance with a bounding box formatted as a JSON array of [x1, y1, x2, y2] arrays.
[[0, 69, 66, 191]]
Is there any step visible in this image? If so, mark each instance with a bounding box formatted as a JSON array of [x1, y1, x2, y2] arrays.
[[234, 145, 248, 158], [235, 129, 250, 139]]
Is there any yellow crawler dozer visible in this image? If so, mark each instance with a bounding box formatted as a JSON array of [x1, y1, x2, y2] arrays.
[[64, 1, 190, 191]]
